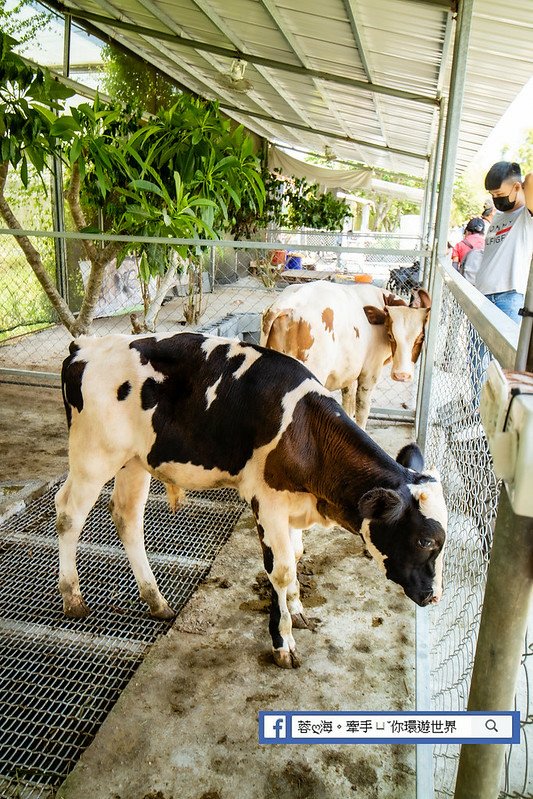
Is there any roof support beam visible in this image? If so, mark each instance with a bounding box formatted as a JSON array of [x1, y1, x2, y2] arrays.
[[258, 0, 368, 162], [217, 104, 429, 161], [42, 0, 441, 107], [342, 0, 393, 168], [185, 0, 328, 151]]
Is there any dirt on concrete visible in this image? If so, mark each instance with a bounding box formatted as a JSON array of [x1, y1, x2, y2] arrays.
[[56, 503, 417, 799], [0, 381, 68, 486]]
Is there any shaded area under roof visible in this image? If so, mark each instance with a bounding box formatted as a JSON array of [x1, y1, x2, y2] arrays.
[[41, 0, 532, 180]]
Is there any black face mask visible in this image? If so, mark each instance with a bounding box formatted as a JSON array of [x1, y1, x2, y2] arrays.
[[493, 192, 517, 213]]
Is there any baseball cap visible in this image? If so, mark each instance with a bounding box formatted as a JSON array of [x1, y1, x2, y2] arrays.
[[465, 217, 485, 234]]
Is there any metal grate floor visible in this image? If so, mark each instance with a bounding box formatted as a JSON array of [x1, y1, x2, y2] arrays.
[[0, 479, 246, 798]]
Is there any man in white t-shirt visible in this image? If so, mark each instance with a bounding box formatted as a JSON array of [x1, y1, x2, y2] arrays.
[[475, 161, 533, 323]]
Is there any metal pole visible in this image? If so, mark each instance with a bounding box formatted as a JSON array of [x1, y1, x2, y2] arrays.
[[414, 100, 447, 440], [454, 240, 533, 799], [51, 14, 71, 305], [515, 255, 533, 371], [63, 13, 71, 78], [415, 605, 434, 799], [424, 99, 447, 274], [210, 245, 216, 291], [51, 159, 69, 304], [415, 0, 475, 450], [454, 490, 533, 799]]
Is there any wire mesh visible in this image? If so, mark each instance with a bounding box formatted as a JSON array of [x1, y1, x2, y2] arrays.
[[0, 231, 423, 419], [0, 479, 246, 798], [422, 287, 532, 798]]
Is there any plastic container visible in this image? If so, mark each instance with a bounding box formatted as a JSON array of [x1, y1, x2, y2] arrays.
[[286, 255, 303, 270], [354, 273, 373, 283]]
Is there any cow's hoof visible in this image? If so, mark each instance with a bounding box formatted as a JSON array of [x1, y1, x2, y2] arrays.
[[150, 604, 176, 620], [273, 649, 301, 669], [291, 612, 311, 629], [63, 597, 90, 618]]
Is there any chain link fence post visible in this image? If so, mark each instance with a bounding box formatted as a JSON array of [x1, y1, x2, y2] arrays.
[[454, 489, 533, 799], [454, 260, 533, 799]]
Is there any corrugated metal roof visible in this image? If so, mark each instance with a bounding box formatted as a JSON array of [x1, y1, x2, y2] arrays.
[[43, 0, 533, 179]]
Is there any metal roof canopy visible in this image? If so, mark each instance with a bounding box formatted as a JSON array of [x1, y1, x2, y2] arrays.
[[40, 0, 533, 182]]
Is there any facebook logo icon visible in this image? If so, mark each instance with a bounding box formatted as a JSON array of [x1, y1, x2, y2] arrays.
[[261, 714, 287, 741]]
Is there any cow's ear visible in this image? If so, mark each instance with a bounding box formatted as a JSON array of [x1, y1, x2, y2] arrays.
[[395, 443, 425, 471], [359, 488, 406, 524], [383, 293, 408, 307], [411, 289, 432, 309], [363, 305, 388, 325]]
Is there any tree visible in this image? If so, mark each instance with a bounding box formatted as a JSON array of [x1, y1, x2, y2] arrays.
[[257, 171, 351, 231], [0, 0, 51, 50], [0, 32, 80, 331], [111, 97, 265, 327], [518, 129, 533, 174], [0, 32, 265, 335], [101, 44, 178, 115], [450, 174, 483, 228]]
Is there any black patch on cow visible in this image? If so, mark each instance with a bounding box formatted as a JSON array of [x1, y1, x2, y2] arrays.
[[396, 443, 424, 472], [140, 377, 161, 410], [269, 587, 284, 650], [262, 543, 274, 574], [368, 508, 445, 606], [251, 496, 259, 518], [61, 343, 87, 429], [129, 333, 316, 476], [117, 381, 131, 401], [264, 393, 411, 509]]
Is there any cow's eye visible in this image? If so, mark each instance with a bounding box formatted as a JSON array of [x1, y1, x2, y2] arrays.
[[417, 538, 433, 549]]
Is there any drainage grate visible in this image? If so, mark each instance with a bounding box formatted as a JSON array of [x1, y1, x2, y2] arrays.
[[0, 480, 246, 798]]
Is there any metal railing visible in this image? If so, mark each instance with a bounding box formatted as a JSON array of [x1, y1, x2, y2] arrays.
[[416, 260, 532, 798], [0, 229, 427, 421]]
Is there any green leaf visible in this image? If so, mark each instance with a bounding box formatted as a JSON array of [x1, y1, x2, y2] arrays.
[[20, 155, 28, 187], [50, 116, 80, 137], [129, 178, 163, 197], [138, 250, 150, 283], [70, 137, 82, 165]]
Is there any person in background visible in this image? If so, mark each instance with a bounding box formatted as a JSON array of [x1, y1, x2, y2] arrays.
[[481, 203, 495, 234], [451, 217, 485, 272], [475, 161, 533, 324]]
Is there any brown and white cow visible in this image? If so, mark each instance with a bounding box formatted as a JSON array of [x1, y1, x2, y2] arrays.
[[57, 332, 446, 668], [261, 281, 431, 429]]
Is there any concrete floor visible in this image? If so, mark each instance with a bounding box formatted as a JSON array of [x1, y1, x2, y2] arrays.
[[52, 422, 417, 799]]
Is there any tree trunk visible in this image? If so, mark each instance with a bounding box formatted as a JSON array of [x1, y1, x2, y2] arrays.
[[143, 254, 186, 332], [0, 160, 78, 333], [65, 162, 120, 335]]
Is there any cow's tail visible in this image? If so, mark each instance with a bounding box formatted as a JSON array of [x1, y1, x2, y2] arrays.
[[164, 484, 187, 512], [61, 340, 83, 429]]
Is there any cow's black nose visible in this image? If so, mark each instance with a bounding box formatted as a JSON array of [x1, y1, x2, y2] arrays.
[[419, 591, 434, 607]]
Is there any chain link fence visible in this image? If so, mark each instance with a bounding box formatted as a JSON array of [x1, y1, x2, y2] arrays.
[[421, 278, 532, 798], [0, 230, 425, 419]]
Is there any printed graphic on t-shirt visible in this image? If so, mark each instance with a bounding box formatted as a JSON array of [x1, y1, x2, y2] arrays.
[[486, 221, 513, 246]]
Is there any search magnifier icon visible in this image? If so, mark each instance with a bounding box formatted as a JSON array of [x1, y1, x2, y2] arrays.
[[485, 719, 499, 733]]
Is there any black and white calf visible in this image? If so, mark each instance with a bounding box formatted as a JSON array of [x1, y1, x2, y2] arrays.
[[57, 332, 447, 668]]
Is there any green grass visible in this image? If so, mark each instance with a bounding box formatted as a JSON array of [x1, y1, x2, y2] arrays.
[[0, 245, 57, 340]]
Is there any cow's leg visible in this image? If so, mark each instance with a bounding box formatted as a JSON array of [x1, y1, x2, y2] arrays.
[[55, 467, 115, 617], [341, 382, 357, 419], [355, 370, 380, 429], [252, 498, 299, 669], [288, 528, 309, 629], [110, 457, 175, 619]]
